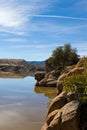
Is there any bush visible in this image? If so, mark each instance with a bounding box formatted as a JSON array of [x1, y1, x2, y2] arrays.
[[46, 44, 79, 72], [63, 58, 87, 104]]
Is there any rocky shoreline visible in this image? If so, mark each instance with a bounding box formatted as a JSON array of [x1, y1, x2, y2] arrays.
[[41, 92, 80, 130], [35, 58, 87, 130]]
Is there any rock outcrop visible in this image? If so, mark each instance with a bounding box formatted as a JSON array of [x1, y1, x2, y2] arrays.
[[56, 61, 84, 94], [40, 58, 87, 130], [34, 57, 87, 130], [35, 71, 46, 81], [35, 58, 84, 88], [35, 70, 60, 87], [41, 91, 80, 130], [47, 92, 67, 115]]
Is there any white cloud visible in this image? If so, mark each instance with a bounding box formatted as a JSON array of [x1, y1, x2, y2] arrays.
[[0, 3, 26, 28], [0, 0, 86, 36], [0, 0, 57, 27], [0, 0, 54, 34]]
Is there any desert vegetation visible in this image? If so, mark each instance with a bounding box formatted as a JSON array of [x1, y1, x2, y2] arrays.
[[63, 57, 87, 105], [46, 44, 79, 72]]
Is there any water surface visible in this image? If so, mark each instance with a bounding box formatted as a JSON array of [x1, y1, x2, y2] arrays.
[[0, 76, 57, 130]]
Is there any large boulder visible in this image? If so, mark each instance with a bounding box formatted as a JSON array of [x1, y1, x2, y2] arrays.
[[39, 78, 47, 86], [61, 100, 79, 130], [47, 110, 62, 130], [46, 110, 59, 125], [45, 70, 60, 79], [41, 123, 48, 130], [36, 78, 57, 87], [41, 100, 80, 130], [47, 91, 67, 115], [35, 71, 46, 81], [35, 70, 58, 87]]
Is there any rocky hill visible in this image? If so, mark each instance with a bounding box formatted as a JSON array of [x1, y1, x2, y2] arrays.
[[0, 59, 28, 66], [0, 59, 36, 75], [0, 59, 45, 78]]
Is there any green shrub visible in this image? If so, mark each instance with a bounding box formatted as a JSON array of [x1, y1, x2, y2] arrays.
[[46, 44, 79, 72], [63, 60, 87, 105]]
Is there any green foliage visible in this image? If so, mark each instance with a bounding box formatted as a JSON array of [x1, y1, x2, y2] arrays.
[[63, 58, 87, 105], [46, 44, 79, 72], [63, 74, 87, 93]]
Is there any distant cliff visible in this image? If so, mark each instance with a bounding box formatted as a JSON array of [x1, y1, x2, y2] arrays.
[[0, 59, 30, 67], [0, 59, 36, 72], [0, 59, 45, 76]]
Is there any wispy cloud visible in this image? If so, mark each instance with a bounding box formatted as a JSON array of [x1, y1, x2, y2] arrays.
[[0, 0, 87, 36], [29, 14, 87, 21], [0, 0, 55, 34]]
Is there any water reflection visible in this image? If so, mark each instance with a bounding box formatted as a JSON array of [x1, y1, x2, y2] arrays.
[[0, 71, 56, 130], [0, 71, 34, 78], [34, 86, 57, 99]]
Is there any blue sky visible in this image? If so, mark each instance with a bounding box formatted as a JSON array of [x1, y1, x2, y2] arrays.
[[0, 0, 87, 61]]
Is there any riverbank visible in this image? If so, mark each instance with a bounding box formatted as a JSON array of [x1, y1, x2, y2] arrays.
[[35, 57, 87, 130]]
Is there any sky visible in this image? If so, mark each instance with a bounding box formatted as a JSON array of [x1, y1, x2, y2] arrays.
[[0, 0, 87, 61]]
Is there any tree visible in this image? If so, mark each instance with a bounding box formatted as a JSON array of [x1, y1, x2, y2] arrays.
[[46, 44, 79, 72]]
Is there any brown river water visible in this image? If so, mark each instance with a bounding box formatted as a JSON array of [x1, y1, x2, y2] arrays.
[[0, 75, 57, 130]]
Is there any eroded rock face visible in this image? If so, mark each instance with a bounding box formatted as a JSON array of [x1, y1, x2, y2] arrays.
[[35, 70, 59, 87], [41, 91, 80, 130], [47, 92, 67, 115], [61, 100, 79, 130]]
